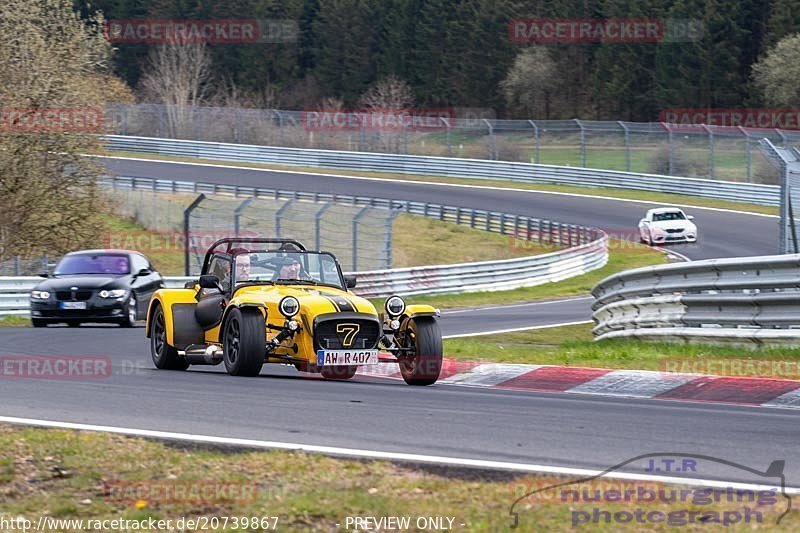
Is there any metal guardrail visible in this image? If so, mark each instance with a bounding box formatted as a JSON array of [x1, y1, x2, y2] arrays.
[[0, 175, 609, 315], [104, 135, 781, 206], [591, 254, 800, 345]]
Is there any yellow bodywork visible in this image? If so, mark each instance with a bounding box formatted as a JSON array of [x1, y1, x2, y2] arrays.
[[145, 282, 412, 365]]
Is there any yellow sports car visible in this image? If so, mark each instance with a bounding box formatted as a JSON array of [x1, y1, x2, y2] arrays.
[[145, 238, 443, 385]]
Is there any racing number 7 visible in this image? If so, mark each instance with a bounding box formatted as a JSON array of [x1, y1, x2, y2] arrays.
[[336, 323, 360, 347]]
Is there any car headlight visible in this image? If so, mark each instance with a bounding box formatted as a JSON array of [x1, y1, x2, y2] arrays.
[[279, 296, 300, 318], [385, 295, 406, 317], [30, 290, 50, 300], [99, 289, 128, 299]]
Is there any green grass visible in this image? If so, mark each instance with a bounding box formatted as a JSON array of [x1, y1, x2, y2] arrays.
[[1, 425, 795, 531], [405, 238, 668, 309], [444, 323, 800, 377], [107, 150, 777, 216]]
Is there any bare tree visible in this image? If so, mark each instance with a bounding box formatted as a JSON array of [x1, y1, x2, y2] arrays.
[[0, 0, 118, 262], [358, 75, 415, 112], [500, 47, 560, 118], [139, 42, 211, 137]]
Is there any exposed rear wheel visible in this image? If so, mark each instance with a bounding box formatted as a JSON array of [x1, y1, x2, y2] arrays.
[[320, 366, 358, 380], [223, 308, 265, 377], [150, 304, 189, 370], [398, 317, 443, 386]]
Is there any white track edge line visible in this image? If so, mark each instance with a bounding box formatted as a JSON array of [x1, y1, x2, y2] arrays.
[[442, 320, 592, 339], [94, 154, 778, 219], [0, 415, 796, 493]]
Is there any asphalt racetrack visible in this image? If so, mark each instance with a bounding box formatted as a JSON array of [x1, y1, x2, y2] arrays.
[[2, 324, 799, 488]]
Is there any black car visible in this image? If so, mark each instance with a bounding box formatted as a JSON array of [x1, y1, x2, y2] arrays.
[[29, 250, 163, 327]]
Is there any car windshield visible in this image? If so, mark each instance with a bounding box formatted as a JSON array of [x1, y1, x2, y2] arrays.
[[652, 211, 685, 221], [232, 251, 344, 289], [54, 254, 130, 275]]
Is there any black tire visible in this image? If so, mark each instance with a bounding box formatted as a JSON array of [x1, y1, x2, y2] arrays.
[[66, 320, 81, 327], [320, 366, 358, 380], [398, 317, 443, 386], [150, 303, 189, 370], [31, 318, 47, 328], [119, 294, 137, 327], [223, 307, 265, 377]]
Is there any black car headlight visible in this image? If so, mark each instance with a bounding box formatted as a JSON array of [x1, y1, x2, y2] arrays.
[[30, 290, 50, 300], [384, 295, 406, 317], [279, 296, 300, 318]]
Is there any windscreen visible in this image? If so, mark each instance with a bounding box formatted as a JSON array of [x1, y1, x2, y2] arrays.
[[652, 211, 686, 221], [54, 254, 130, 275], [233, 251, 343, 289]]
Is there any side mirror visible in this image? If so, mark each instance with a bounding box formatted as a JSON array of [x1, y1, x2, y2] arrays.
[[199, 274, 223, 292], [344, 275, 357, 289], [687, 215, 695, 220], [134, 268, 151, 277]]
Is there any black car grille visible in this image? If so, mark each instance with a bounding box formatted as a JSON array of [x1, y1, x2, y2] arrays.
[[314, 317, 381, 350], [55, 290, 93, 301], [665, 228, 684, 234]]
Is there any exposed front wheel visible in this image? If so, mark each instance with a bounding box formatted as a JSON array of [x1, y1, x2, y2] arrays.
[[223, 308, 265, 377], [31, 318, 47, 328], [320, 366, 358, 380], [398, 317, 443, 386], [150, 304, 189, 370], [119, 294, 137, 327]]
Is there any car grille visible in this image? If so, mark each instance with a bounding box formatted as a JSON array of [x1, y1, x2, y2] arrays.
[[55, 290, 93, 301], [665, 229, 684, 234], [314, 317, 381, 350]]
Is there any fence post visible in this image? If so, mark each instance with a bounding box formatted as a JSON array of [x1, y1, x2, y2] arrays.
[[739, 126, 751, 182], [385, 209, 401, 268], [703, 125, 715, 179], [664, 123, 675, 176], [183, 194, 206, 275], [618, 121, 631, 172], [314, 202, 334, 250], [575, 119, 586, 167], [233, 197, 254, 237], [13, 256, 19, 276], [157, 105, 165, 138], [275, 199, 295, 238], [529, 120, 540, 163], [352, 205, 371, 271], [483, 119, 495, 160], [442, 117, 452, 157]]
